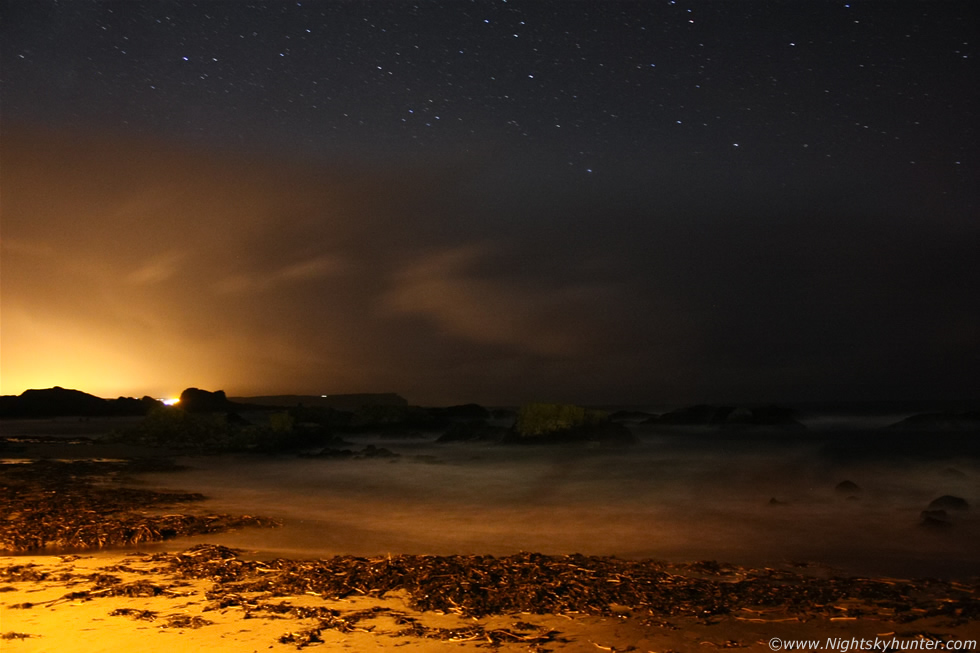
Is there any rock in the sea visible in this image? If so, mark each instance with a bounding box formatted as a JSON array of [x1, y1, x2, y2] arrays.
[[768, 497, 788, 506], [509, 403, 636, 445], [642, 404, 805, 429], [886, 411, 980, 431], [429, 404, 492, 420], [834, 480, 862, 495], [927, 495, 969, 511], [349, 404, 442, 431], [651, 404, 733, 426], [437, 420, 509, 443], [360, 444, 398, 458], [919, 509, 953, 529], [609, 410, 657, 422], [726, 405, 805, 429]]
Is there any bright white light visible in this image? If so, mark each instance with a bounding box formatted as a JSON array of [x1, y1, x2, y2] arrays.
[[162, 397, 180, 406]]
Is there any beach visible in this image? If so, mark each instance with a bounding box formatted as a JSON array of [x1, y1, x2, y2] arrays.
[[2, 415, 979, 651], [4, 547, 979, 652]]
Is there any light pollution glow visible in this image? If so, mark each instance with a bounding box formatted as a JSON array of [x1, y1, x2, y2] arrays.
[[2, 124, 977, 405], [1, 306, 185, 399], [0, 126, 643, 404]]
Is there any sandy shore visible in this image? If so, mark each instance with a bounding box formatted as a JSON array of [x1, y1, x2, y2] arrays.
[[3, 548, 979, 653], [3, 421, 979, 651]]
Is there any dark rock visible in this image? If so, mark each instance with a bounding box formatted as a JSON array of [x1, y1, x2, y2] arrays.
[[643, 404, 805, 430], [349, 404, 443, 432], [834, 480, 861, 495], [110, 395, 166, 415], [652, 405, 734, 426], [609, 410, 657, 422], [288, 405, 353, 429], [225, 412, 252, 427], [179, 388, 235, 413], [768, 497, 788, 506], [360, 444, 398, 458], [919, 510, 953, 529], [927, 495, 969, 511], [0, 387, 108, 417], [0, 387, 162, 418], [513, 403, 597, 436], [886, 411, 980, 431], [429, 404, 492, 420], [437, 420, 510, 443], [941, 467, 967, 479], [506, 403, 636, 445], [726, 405, 805, 429]]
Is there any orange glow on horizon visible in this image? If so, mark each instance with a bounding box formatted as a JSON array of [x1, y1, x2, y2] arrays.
[[0, 308, 203, 400]]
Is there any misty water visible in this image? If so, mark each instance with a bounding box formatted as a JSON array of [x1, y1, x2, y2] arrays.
[[133, 419, 980, 580]]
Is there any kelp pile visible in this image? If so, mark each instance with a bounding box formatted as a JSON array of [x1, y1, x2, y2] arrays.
[[3, 544, 977, 649], [169, 547, 980, 648], [159, 545, 980, 624], [0, 459, 278, 553]]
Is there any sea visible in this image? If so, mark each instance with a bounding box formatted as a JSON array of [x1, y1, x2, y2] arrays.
[[128, 402, 980, 580]]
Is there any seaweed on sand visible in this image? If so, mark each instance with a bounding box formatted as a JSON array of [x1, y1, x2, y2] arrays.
[[160, 545, 980, 625], [0, 459, 279, 553], [3, 543, 977, 649]]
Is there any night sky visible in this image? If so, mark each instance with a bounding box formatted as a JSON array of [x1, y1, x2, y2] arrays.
[[1, 1, 977, 405]]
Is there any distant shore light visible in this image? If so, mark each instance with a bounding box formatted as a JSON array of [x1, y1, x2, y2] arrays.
[[162, 397, 180, 406]]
